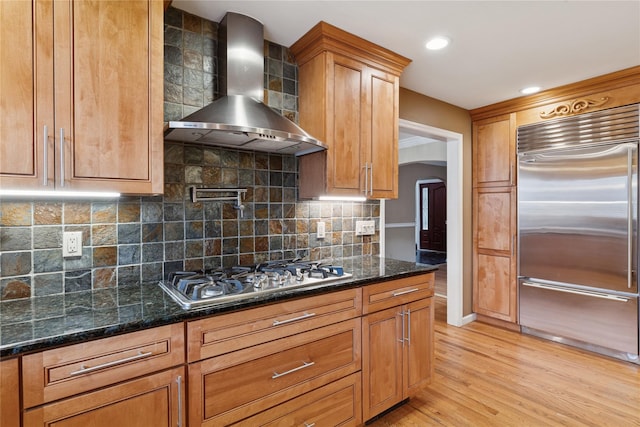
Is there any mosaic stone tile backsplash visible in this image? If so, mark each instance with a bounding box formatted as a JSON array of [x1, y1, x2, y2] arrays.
[[0, 7, 380, 300]]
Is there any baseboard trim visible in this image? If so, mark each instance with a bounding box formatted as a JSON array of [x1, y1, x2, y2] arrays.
[[475, 313, 520, 332], [460, 313, 476, 326]]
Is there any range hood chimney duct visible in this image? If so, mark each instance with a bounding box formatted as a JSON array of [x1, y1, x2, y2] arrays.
[[164, 12, 325, 156]]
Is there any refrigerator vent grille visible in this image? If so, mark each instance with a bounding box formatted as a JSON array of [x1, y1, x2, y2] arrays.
[[517, 103, 639, 153]]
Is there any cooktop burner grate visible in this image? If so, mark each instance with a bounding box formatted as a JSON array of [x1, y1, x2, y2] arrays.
[[158, 259, 351, 309]]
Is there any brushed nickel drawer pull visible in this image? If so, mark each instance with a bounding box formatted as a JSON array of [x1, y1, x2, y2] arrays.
[[392, 288, 420, 297], [271, 361, 315, 379], [272, 312, 316, 326], [69, 350, 154, 376], [304, 423, 316, 427]]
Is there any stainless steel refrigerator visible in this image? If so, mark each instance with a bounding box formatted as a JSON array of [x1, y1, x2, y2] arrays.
[[517, 104, 640, 363]]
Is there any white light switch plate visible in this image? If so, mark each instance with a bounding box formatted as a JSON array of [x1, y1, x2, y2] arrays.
[[63, 231, 83, 257], [317, 221, 326, 239], [355, 220, 375, 236]]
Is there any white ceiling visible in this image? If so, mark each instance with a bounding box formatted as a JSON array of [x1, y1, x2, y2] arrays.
[[171, 0, 640, 111]]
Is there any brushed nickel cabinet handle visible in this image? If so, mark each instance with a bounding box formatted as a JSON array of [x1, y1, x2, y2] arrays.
[[69, 351, 154, 376], [59, 128, 65, 187], [370, 163, 374, 196], [176, 375, 183, 427], [271, 361, 315, 379], [398, 311, 405, 345], [363, 163, 369, 195], [272, 312, 316, 326], [406, 308, 411, 345], [304, 422, 316, 427], [392, 288, 419, 297], [43, 125, 48, 186]]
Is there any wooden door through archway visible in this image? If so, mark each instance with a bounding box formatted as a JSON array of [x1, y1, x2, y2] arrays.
[[419, 181, 446, 252]]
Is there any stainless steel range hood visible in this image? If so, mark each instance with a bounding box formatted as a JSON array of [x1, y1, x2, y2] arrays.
[[164, 12, 326, 156]]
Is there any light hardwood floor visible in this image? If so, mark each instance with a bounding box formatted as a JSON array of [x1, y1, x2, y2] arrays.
[[370, 297, 640, 426]]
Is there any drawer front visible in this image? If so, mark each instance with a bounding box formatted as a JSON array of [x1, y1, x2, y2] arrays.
[[233, 372, 362, 427], [362, 273, 434, 314], [189, 318, 361, 426], [23, 366, 185, 427], [187, 288, 361, 362], [22, 323, 185, 407]]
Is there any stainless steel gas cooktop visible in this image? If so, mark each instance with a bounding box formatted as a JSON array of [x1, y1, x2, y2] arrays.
[[158, 259, 351, 309]]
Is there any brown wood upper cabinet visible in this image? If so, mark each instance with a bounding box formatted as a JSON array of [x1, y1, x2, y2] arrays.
[[0, 0, 163, 194], [472, 113, 516, 188], [290, 22, 411, 199]]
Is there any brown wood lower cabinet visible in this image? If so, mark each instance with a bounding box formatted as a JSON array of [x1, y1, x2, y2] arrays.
[[22, 324, 185, 408], [188, 318, 362, 426], [23, 367, 185, 427], [472, 186, 517, 323], [362, 275, 435, 421], [20, 324, 186, 427], [1, 358, 20, 427]]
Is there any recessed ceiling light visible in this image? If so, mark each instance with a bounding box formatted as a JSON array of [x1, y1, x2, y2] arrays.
[[520, 86, 541, 95], [425, 36, 450, 50]]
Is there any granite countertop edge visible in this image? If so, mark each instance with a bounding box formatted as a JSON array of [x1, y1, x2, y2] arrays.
[[0, 256, 438, 358]]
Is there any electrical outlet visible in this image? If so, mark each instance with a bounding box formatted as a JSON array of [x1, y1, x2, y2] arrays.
[[355, 220, 376, 236], [317, 221, 326, 239], [63, 231, 83, 257]]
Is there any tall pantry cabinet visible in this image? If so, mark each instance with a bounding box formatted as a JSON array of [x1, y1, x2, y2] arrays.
[[290, 22, 411, 199], [472, 114, 518, 324], [0, 0, 163, 195]]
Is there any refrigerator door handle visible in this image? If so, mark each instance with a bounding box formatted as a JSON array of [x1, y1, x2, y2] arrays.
[[627, 146, 634, 289], [521, 282, 631, 302]]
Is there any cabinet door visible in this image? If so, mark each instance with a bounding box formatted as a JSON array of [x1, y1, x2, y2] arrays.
[[23, 367, 185, 427], [54, 0, 163, 193], [404, 297, 434, 396], [1, 358, 20, 427], [473, 186, 517, 321], [0, 0, 54, 190], [328, 53, 365, 196], [473, 113, 515, 187], [368, 68, 399, 199], [362, 306, 403, 421]]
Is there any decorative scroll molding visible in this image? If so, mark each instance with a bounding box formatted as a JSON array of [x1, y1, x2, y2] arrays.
[[539, 97, 610, 119]]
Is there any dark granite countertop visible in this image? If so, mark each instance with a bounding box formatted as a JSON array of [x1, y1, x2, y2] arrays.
[[0, 256, 437, 357]]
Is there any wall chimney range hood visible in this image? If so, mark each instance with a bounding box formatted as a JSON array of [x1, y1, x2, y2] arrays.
[[164, 12, 326, 156]]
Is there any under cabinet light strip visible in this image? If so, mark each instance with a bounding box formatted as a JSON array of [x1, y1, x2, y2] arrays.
[[318, 196, 367, 202], [0, 190, 121, 199]]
